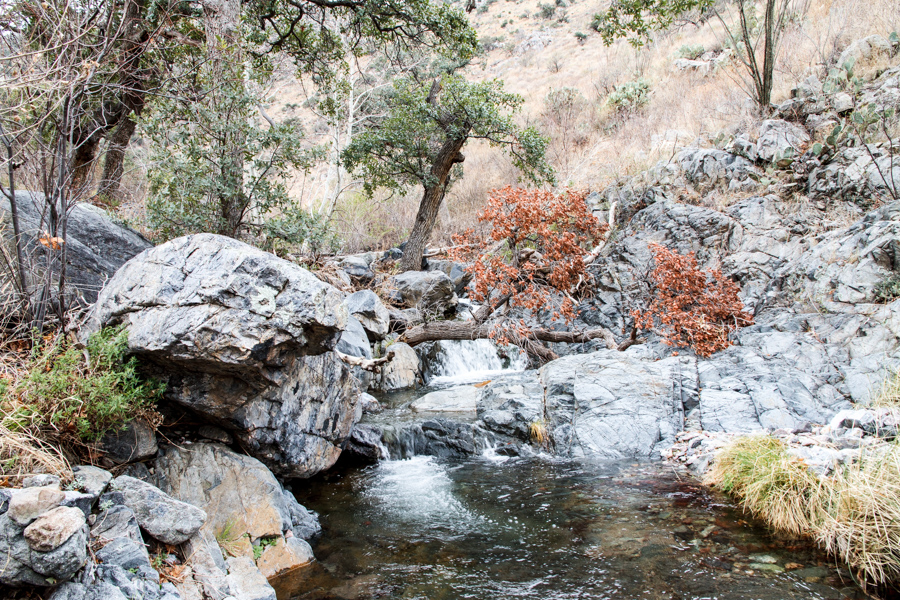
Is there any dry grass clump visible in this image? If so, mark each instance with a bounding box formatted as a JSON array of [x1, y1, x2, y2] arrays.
[[705, 435, 826, 535], [707, 433, 900, 590], [872, 368, 900, 408], [817, 445, 900, 586]]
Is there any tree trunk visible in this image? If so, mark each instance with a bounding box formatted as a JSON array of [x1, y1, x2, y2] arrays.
[[760, 0, 776, 109], [398, 320, 634, 364], [96, 115, 136, 203], [400, 136, 466, 272], [203, 0, 246, 237]]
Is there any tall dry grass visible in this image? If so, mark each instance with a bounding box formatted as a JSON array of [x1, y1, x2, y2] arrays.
[[707, 433, 900, 590]]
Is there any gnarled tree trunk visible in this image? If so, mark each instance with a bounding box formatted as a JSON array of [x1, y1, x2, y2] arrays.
[[400, 137, 466, 272]]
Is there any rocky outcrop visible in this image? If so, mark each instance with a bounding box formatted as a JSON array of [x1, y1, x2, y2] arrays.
[[84, 233, 361, 478], [0, 191, 151, 304], [113, 475, 206, 545], [153, 443, 320, 543]]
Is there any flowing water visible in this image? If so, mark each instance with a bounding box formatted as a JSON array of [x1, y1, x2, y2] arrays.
[[288, 342, 865, 600]]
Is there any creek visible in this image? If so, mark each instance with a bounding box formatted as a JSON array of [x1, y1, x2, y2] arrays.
[[290, 342, 865, 600]]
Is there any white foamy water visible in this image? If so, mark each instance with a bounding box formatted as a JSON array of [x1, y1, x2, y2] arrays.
[[364, 456, 484, 532], [427, 339, 527, 386]]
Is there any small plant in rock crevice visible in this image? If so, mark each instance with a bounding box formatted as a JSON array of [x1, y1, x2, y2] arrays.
[[874, 273, 900, 304], [634, 243, 753, 357]]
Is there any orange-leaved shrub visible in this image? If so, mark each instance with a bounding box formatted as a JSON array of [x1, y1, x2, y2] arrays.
[[633, 243, 753, 357], [449, 186, 607, 328]]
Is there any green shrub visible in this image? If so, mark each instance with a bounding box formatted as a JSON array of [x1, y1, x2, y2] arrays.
[[574, 31, 587, 44], [606, 78, 651, 113], [537, 2, 555, 18], [260, 206, 340, 259], [874, 273, 900, 303], [677, 44, 705, 60], [8, 326, 164, 443]]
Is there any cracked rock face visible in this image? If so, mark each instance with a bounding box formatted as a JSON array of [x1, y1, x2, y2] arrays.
[[85, 233, 360, 478]]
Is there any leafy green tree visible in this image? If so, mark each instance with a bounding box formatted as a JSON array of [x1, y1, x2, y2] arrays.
[[144, 55, 319, 240], [342, 74, 553, 272]]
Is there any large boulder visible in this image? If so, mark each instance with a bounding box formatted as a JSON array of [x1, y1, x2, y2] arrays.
[[153, 443, 321, 543], [113, 475, 206, 545], [0, 191, 151, 304], [373, 342, 420, 392], [84, 233, 361, 478], [540, 350, 695, 459], [385, 270, 457, 315]]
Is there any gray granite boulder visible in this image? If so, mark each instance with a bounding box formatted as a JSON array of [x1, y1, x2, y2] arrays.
[[83, 233, 361, 478], [153, 442, 320, 543], [385, 270, 457, 314], [374, 342, 420, 392], [0, 191, 151, 304]]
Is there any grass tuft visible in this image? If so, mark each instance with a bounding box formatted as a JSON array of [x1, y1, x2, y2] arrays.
[[707, 434, 900, 589]]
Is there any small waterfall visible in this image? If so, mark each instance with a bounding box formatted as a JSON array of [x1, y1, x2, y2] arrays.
[[422, 339, 527, 384]]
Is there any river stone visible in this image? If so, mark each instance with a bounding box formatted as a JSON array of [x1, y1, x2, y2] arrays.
[[96, 536, 152, 572], [478, 374, 546, 441], [0, 191, 152, 305], [426, 259, 472, 295], [385, 271, 457, 314], [375, 342, 420, 392], [154, 442, 320, 543], [183, 531, 232, 600], [51, 582, 128, 600], [72, 465, 113, 498], [335, 315, 373, 391], [342, 424, 388, 462], [114, 475, 206, 544], [225, 556, 277, 600], [410, 386, 479, 412], [22, 475, 61, 488], [7, 486, 65, 526], [344, 290, 390, 341], [91, 504, 145, 547], [0, 513, 48, 585], [27, 519, 88, 581], [23, 506, 85, 552], [83, 233, 361, 479]]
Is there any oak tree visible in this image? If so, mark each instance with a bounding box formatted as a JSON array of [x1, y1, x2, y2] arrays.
[[342, 75, 553, 272]]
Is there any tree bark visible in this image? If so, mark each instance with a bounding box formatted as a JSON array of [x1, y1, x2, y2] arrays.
[[400, 320, 625, 351], [96, 115, 137, 203], [399, 136, 466, 272]]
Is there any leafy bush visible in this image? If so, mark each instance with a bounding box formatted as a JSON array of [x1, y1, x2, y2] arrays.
[[574, 31, 587, 44], [677, 44, 705, 60], [260, 206, 340, 259], [606, 78, 651, 113], [875, 273, 900, 303], [634, 243, 753, 357], [450, 187, 606, 326], [537, 2, 556, 18], [6, 326, 164, 444]]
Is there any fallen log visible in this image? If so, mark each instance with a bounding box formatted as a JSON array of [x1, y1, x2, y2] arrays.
[[398, 321, 630, 356]]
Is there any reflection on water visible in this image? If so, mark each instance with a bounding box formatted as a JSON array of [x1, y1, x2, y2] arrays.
[[291, 457, 865, 600]]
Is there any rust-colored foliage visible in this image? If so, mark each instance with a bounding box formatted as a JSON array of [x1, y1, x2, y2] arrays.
[[450, 186, 606, 334], [633, 243, 753, 357]]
